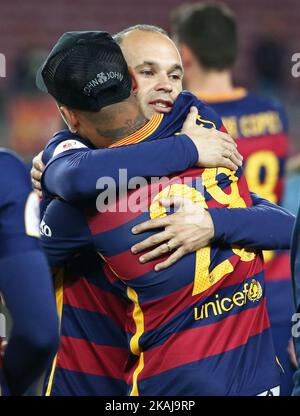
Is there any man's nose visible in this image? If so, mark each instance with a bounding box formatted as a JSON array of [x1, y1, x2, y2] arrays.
[[154, 74, 173, 93]]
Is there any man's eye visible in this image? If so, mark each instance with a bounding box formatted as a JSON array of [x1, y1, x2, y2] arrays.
[[140, 70, 154, 77], [169, 74, 181, 81]]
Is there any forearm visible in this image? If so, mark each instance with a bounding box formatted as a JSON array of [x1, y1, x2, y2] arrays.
[[209, 194, 295, 250], [42, 135, 198, 202]]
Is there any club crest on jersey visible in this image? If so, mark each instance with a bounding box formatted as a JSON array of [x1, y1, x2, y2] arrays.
[[247, 279, 263, 302]]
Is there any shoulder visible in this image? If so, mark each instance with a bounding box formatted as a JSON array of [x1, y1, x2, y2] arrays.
[[0, 149, 31, 199], [245, 92, 286, 112], [42, 129, 91, 164], [244, 92, 288, 131], [174, 91, 224, 129], [0, 148, 27, 174]]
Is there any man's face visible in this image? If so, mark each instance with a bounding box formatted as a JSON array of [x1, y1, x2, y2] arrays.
[[120, 30, 184, 120]]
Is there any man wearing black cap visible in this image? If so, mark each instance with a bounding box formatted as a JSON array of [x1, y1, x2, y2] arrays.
[[36, 31, 146, 147], [39, 30, 286, 396]]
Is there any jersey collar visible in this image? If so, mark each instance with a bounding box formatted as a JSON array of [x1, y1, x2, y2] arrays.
[[108, 113, 164, 148]]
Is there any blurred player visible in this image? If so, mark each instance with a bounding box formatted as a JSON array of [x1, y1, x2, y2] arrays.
[[291, 203, 300, 395], [0, 150, 59, 395], [171, 2, 294, 395], [38, 30, 286, 396]]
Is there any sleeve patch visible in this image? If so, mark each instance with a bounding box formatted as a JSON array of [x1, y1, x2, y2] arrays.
[[53, 140, 88, 157]]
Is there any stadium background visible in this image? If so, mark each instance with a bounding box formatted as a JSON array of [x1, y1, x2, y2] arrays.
[[0, 0, 299, 202]]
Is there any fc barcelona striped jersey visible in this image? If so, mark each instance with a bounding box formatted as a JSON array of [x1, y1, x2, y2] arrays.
[[199, 88, 292, 326], [43, 253, 129, 396], [41, 92, 282, 395]]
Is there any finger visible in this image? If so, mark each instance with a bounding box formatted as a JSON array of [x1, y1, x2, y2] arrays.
[[32, 169, 42, 181], [138, 238, 179, 263], [223, 141, 238, 154], [182, 106, 198, 130], [188, 106, 199, 117], [131, 230, 172, 253], [33, 158, 45, 172], [223, 145, 243, 166], [218, 131, 237, 146], [222, 148, 233, 160], [32, 178, 42, 191], [229, 152, 243, 167], [224, 143, 243, 162], [154, 247, 186, 271], [33, 150, 44, 166], [219, 157, 238, 171], [131, 217, 172, 235]]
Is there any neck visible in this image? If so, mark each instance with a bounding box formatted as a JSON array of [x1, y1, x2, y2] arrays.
[[184, 65, 234, 97], [79, 95, 148, 148], [94, 110, 147, 147]]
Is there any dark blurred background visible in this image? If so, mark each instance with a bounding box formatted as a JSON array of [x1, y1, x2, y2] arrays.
[[0, 0, 299, 207]]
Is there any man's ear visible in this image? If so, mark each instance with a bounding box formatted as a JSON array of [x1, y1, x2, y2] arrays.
[[57, 104, 79, 133], [128, 66, 139, 95], [179, 43, 195, 70]]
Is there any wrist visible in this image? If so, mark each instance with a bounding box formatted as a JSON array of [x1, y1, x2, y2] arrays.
[[179, 134, 199, 166]]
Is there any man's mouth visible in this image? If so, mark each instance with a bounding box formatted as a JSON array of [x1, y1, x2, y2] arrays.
[[148, 99, 173, 113]]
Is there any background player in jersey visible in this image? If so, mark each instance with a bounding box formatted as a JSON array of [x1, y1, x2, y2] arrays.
[[32, 26, 294, 395], [38, 30, 286, 396], [291, 200, 300, 395], [0, 150, 59, 395], [172, 3, 293, 396], [129, 3, 294, 395]]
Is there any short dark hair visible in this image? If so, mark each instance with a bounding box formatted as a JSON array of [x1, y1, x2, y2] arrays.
[[171, 2, 238, 70], [113, 24, 168, 45]]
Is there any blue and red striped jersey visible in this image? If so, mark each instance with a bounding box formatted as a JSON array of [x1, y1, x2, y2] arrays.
[[199, 88, 292, 326], [43, 253, 129, 396], [42, 92, 282, 396]]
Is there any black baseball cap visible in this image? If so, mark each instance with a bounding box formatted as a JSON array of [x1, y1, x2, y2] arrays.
[[36, 31, 132, 112]]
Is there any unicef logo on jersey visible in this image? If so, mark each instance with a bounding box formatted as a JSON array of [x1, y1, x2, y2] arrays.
[[194, 279, 263, 321], [0, 53, 5, 78], [0, 312, 6, 338], [291, 53, 300, 78]]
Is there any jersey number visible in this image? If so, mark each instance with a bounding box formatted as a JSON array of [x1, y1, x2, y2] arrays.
[[149, 168, 256, 296]]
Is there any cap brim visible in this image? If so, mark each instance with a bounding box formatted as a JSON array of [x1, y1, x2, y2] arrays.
[[35, 64, 48, 92]]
